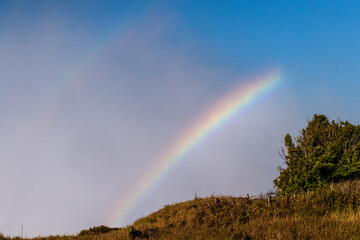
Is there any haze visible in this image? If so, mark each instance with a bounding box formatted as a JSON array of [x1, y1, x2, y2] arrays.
[[1, 0, 359, 236]]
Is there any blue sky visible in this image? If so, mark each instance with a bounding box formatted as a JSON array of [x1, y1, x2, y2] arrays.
[[1, 0, 360, 236]]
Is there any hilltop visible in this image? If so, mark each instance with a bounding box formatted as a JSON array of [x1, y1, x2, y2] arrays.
[[127, 180, 360, 239], [3, 180, 360, 240]]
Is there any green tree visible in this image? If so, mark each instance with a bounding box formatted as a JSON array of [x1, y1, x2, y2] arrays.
[[274, 114, 360, 194]]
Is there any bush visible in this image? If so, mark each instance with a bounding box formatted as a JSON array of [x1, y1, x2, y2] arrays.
[[0, 232, 6, 240], [78, 225, 118, 236], [274, 114, 360, 194]]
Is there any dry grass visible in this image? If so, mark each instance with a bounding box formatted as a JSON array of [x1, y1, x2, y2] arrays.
[[3, 180, 360, 239]]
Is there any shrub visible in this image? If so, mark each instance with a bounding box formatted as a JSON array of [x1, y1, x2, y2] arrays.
[[78, 225, 118, 236], [274, 114, 360, 194]]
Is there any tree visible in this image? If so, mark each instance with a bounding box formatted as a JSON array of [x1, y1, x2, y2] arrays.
[[274, 114, 360, 194]]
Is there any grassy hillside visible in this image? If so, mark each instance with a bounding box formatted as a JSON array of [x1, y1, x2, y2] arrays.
[[129, 180, 360, 239], [3, 180, 360, 240]]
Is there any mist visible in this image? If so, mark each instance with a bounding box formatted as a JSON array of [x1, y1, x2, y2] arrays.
[[0, 2, 304, 237]]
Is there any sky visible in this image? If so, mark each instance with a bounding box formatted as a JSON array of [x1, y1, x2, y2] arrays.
[[1, 0, 360, 237]]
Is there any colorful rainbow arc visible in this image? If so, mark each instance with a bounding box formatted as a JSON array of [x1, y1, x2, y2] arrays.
[[108, 70, 283, 226]]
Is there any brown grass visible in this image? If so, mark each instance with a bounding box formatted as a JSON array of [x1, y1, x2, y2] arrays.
[[3, 180, 360, 240]]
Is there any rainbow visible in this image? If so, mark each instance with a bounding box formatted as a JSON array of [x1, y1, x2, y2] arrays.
[[108, 69, 283, 226]]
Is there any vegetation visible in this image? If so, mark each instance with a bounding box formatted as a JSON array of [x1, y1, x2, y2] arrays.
[[274, 114, 360, 194], [3, 114, 360, 239], [3, 180, 360, 239], [78, 226, 119, 236], [128, 180, 360, 239]]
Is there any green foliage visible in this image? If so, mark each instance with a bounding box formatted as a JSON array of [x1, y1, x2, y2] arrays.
[[274, 114, 360, 194]]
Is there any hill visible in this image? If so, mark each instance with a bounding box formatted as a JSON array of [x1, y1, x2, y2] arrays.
[[129, 180, 360, 239], [3, 180, 360, 240]]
